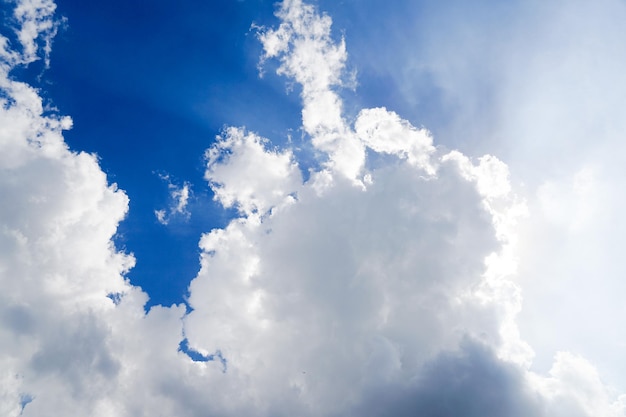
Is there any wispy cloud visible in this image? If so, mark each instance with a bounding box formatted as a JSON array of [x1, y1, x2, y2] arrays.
[[1, 0, 61, 67], [257, 0, 365, 182], [154, 173, 192, 225]]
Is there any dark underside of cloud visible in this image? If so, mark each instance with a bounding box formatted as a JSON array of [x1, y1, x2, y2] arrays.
[[353, 340, 543, 417]]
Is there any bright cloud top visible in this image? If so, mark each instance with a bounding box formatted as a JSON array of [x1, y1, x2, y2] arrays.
[[1, 0, 625, 416]]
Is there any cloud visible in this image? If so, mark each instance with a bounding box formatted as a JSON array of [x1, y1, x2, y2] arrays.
[[257, 0, 365, 182], [186, 1, 625, 416], [0, 2, 187, 415], [1, 0, 625, 416], [352, 339, 544, 417], [534, 352, 626, 417], [154, 174, 192, 225], [186, 148, 520, 414], [205, 126, 301, 217], [1, 0, 60, 67], [394, 0, 626, 387], [326, 0, 626, 393]]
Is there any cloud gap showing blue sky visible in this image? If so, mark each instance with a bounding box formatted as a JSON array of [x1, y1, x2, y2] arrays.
[[2, 0, 626, 416]]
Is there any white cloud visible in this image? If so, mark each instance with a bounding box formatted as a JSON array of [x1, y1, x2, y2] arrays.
[[258, 0, 365, 182], [5, 0, 60, 66], [187, 2, 626, 416], [0, 3, 190, 415], [154, 174, 192, 225], [186, 150, 521, 414], [205, 126, 302, 218], [335, 0, 626, 395], [2, 0, 626, 416], [418, 0, 626, 389], [355, 107, 436, 174], [531, 352, 626, 417]]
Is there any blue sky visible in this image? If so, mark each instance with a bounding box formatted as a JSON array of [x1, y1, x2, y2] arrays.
[[3, 0, 626, 415], [42, 0, 302, 307]]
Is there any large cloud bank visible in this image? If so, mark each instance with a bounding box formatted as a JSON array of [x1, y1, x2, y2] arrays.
[[1, 0, 624, 416]]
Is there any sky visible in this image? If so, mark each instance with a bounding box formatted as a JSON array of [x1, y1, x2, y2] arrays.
[[2, 0, 626, 416]]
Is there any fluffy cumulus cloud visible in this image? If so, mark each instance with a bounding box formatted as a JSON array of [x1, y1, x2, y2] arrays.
[[1, 0, 625, 416], [391, 0, 626, 389], [187, 1, 625, 415], [345, 0, 626, 384], [0, 2, 189, 415]]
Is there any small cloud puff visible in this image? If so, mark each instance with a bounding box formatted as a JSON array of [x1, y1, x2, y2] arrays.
[[154, 173, 192, 225]]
